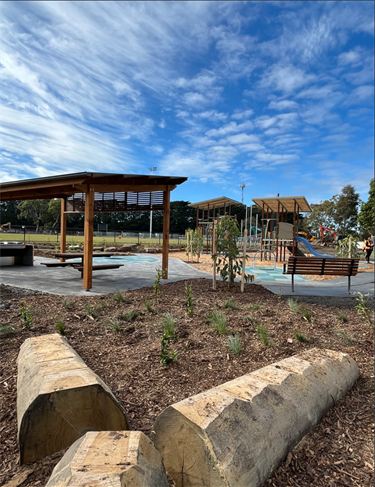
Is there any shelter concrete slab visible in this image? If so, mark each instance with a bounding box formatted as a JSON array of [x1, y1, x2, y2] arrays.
[[0, 256, 212, 296]]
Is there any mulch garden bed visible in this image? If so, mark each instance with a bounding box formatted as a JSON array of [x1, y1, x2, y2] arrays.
[[0, 280, 374, 487]]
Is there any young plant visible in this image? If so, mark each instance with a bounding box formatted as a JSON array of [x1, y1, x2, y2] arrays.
[[301, 308, 312, 323], [287, 299, 300, 313], [85, 303, 93, 320], [185, 282, 194, 315], [256, 324, 270, 346], [336, 330, 353, 345], [355, 292, 373, 326], [249, 303, 261, 311], [122, 309, 138, 322], [55, 319, 65, 335], [154, 268, 163, 298], [226, 333, 242, 356], [99, 300, 109, 309], [207, 310, 227, 335], [337, 312, 348, 323], [20, 302, 33, 330], [223, 298, 241, 311], [0, 323, 15, 335], [160, 333, 178, 366], [62, 296, 70, 309], [162, 312, 176, 338], [242, 315, 253, 323], [106, 319, 121, 333], [144, 299, 153, 313], [113, 290, 125, 303], [294, 331, 309, 343], [212, 214, 244, 286]]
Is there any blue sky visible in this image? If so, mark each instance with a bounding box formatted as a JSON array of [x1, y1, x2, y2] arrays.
[[1, 1, 374, 206]]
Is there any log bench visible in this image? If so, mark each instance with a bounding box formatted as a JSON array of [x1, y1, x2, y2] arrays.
[[283, 256, 359, 292]]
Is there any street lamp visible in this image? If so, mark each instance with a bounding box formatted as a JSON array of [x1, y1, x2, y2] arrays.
[[149, 167, 157, 238], [239, 182, 246, 204]]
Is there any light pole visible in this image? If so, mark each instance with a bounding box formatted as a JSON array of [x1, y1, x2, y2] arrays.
[[149, 167, 157, 238], [239, 182, 246, 204]]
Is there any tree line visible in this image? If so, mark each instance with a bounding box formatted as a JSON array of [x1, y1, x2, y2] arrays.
[[1, 180, 373, 237]]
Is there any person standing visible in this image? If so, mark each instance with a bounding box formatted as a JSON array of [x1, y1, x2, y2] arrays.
[[364, 237, 374, 263]]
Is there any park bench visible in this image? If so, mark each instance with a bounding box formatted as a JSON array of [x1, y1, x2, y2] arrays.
[[283, 256, 359, 292], [74, 264, 124, 278], [41, 262, 77, 267]]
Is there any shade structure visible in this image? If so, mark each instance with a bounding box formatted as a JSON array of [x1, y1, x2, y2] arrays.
[[252, 196, 312, 213], [189, 196, 244, 210], [0, 172, 188, 290]]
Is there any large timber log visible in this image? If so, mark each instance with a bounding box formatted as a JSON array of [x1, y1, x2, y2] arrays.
[[17, 334, 129, 464], [152, 349, 359, 487], [46, 431, 169, 487]]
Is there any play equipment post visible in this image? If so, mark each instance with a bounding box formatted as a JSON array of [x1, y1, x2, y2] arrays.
[[241, 229, 248, 293]]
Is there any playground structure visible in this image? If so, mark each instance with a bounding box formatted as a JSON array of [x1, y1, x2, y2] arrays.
[[251, 196, 313, 263], [189, 196, 245, 253]]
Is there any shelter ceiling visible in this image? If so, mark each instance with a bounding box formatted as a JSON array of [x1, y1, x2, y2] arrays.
[[189, 196, 244, 209]]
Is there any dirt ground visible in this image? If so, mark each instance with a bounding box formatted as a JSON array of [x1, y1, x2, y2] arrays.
[[0, 278, 374, 487]]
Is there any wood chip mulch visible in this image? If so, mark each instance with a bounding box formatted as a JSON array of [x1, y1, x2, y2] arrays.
[[0, 280, 374, 487]]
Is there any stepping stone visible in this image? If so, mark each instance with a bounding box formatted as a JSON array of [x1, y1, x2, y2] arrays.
[[45, 431, 169, 487], [17, 334, 129, 464]]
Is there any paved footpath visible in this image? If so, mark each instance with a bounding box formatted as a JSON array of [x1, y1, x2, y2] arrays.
[[0, 256, 373, 297]]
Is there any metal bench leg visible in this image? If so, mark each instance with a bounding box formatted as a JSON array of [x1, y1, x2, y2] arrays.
[[292, 274, 294, 293], [348, 276, 350, 293]]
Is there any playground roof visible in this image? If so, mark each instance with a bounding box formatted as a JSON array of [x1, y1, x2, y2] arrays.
[[189, 196, 244, 209], [252, 196, 312, 213], [0, 172, 187, 201]]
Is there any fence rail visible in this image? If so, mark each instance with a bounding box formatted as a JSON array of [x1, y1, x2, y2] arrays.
[[0, 226, 187, 246]]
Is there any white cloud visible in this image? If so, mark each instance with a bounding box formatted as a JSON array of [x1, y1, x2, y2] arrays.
[[338, 49, 362, 66], [268, 100, 299, 110], [231, 109, 254, 120], [206, 120, 253, 137], [260, 64, 316, 93], [226, 133, 259, 145], [195, 110, 227, 122], [254, 116, 278, 129]]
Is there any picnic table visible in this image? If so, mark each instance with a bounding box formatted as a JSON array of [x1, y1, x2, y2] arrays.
[[41, 252, 123, 278]]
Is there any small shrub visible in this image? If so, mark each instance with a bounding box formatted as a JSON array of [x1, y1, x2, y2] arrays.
[[99, 301, 109, 309], [113, 290, 125, 303], [154, 268, 163, 298], [0, 323, 15, 335], [62, 296, 70, 308], [223, 298, 241, 311], [294, 331, 309, 343], [301, 308, 312, 323], [256, 324, 270, 346], [106, 319, 121, 333], [122, 309, 138, 322], [185, 282, 194, 315], [207, 310, 227, 335], [336, 330, 353, 345], [355, 292, 373, 326], [85, 303, 93, 319], [20, 302, 33, 330], [162, 312, 176, 338], [249, 303, 261, 311], [287, 299, 300, 313], [242, 315, 253, 322], [226, 333, 242, 355], [337, 312, 348, 323], [160, 333, 178, 366], [55, 319, 65, 335], [145, 299, 153, 312]]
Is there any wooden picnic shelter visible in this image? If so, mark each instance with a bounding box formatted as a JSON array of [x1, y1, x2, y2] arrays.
[[0, 172, 187, 290]]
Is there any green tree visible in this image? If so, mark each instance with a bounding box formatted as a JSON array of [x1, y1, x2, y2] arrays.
[[357, 179, 375, 237], [212, 215, 243, 286], [17, 200, 50, 232], [332, 185, 360, 235], [48, 199, 61, 229], [304, 200, 336, 235]]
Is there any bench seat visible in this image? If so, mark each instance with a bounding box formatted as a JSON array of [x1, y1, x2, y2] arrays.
[[41, 262, 77, 267], [283, 257, 359, 292], [74, 264, 124, 278]]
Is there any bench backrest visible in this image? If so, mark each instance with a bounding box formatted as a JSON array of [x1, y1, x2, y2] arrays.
[[285, 257, 359, 276]]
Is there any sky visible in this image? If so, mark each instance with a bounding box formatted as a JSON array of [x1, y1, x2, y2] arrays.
[[0, 1, 374, 207]]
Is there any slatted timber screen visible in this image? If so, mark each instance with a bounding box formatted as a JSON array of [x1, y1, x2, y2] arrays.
[[66, 191, 164, 213], [284, 257, 359, 276]]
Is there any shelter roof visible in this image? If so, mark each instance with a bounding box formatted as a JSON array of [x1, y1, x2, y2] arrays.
[[189, 196, 244, 209], [0, 172, 187, 201], [252, 196, 312, 213]]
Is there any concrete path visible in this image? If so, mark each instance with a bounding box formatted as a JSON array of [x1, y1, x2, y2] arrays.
[[0, 256, 373, 297], [0, 256, 212, 296]]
